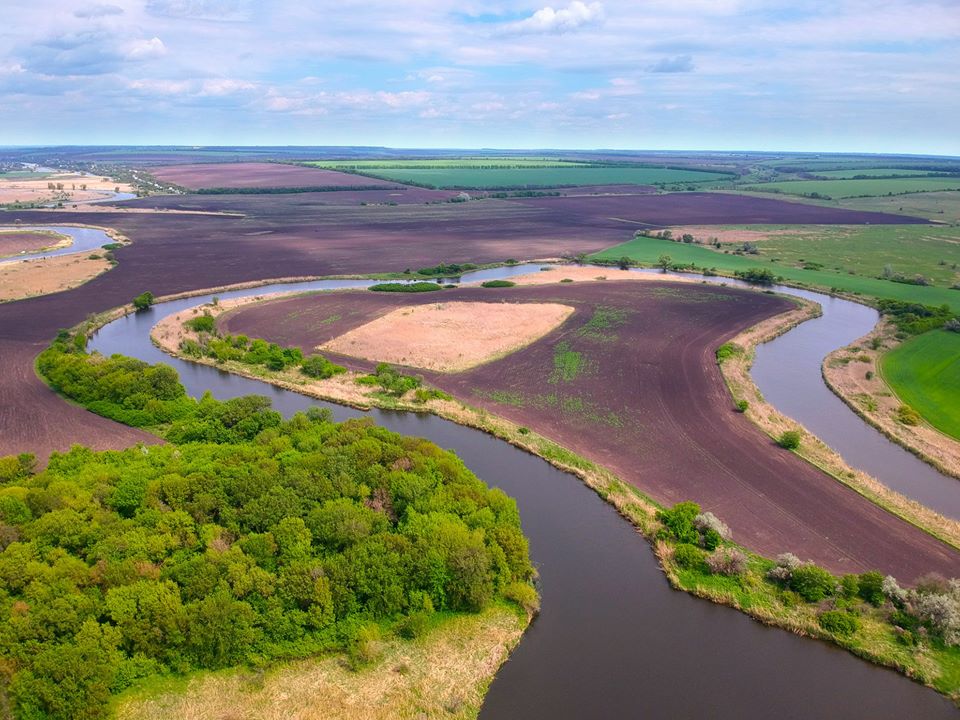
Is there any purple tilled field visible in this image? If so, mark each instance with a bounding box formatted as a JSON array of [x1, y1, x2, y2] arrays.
[[218, 281, 960, 581], [149, 162, 402, 190]]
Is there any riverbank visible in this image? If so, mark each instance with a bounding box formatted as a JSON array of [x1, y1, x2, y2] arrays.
[[139, 278, 960, 699], [114, 604, 528, 720], [824, 321, 960, 480]]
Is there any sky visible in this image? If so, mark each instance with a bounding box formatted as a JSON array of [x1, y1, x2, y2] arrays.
[[1, 1, 959, 154]]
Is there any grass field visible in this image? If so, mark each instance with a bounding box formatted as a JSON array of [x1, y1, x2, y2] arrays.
[[307, 163, 731, 188], [882, 330, 960, 441], [812, 168, 953, 179], [592, 234, 960, 311], [692, 224, 960, 286], [745, 177, 960, 199], [836, 191, 960, 224]]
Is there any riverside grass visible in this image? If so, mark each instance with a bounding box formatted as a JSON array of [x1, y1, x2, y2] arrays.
[[114, 604, 528, 720], [883, 330, 960, 441]]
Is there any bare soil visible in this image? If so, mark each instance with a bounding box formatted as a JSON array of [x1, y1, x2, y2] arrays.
[[0, 172, 133, 205], [149, 163, 402, 190], [0, 230, 70, 257], [320, 301, 574, 372], [219, 281, 960, 581]]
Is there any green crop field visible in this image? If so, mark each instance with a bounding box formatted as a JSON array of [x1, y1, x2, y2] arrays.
[[744, 177, 960, 199], [703, 224, 960, 286], [882, 330, 960, 440], [812, 168, 952, 179], [308, 163, 731, 189], [592, 234, 960, 311]]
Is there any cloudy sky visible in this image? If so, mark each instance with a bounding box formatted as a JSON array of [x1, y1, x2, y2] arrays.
[[1, 1, 958, 153]]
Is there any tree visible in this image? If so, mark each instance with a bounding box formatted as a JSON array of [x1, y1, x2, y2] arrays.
[[657, 254, 673, 272], [777, 430, 801, 450], [617, 256, 632, 271], [132, 291, 154, 311]]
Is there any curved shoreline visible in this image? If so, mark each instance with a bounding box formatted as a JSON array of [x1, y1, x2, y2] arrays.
[[823, 322, 960, 481]]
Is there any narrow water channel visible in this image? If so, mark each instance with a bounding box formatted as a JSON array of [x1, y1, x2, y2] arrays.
[[86, 267, 959, 718]]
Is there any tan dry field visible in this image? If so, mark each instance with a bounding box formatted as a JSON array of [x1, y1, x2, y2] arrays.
[[664, 225, 801, 244], [115, 605, 525, 720], [0, 253, 112, 302], [321, 300, 574, 372], [0, 172, 133, 205]]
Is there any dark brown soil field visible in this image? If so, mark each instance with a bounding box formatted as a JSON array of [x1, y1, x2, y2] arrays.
[[150, 162, 402, 190], [513, 192, 929, 225], [127, 187, 461, 209], [0, 191, 925, 461], [0, 231, 60, 256], [218, 281, 960, 581]]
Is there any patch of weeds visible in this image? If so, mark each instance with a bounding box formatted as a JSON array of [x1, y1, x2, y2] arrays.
[[549, 341, 584, 383], [474, 389, 526, 407], [577, 306, 628, 342], [854, 394, 878, 412]]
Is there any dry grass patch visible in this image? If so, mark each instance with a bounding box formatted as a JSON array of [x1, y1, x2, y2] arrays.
[[114, 605, 526, 720], [321, 301, 574, 372], [0, 253, 111, 302]]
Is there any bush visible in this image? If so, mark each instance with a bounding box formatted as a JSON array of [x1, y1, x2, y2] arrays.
[[657, 501, 700, 545], [705, 547, 748, 576], [767, 553, 802, 584], [672, 543, 706, 571], [946, 318, 960, 333], [503, 581, 540, 615], [617, 256, 632, 270], [184, 313, 216, 333], [694, 512, 731, 541], [132, 291, 154, 311], [300, 354, 346, 379], [715, 342, 740, 363], [896, 405, 921, 426], [776, 430, 801, 450], [481, 280, 516, 288], [369, 282, 442, 293], [734, 268, 776, 286], [789, 564, 837, 602], [735, 399, 749, 413], [396, 612, 431, 640], [839, 574, 859, 599], [857, 571, 885, 606], [818, 610, 859, 636]]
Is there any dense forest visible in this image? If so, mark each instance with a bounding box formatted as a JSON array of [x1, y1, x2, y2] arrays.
[[2, 335, 535, 719]]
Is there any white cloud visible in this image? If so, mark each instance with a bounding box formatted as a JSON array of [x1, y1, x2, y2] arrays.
[[74, 4, 124, 19], [124, 37, 167, 61], [505, 1, 604, 35], [648, 55, 694, 73]]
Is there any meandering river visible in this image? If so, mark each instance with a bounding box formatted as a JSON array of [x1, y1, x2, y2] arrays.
[[80, 258, 959, 717]]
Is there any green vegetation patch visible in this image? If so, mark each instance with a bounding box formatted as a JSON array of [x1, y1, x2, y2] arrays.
[[812, 168, 955, 179], [576, 306, 628, 342], [369, 282, 442, 293], [480, 280, 515, 288], [549, 341, 584, 383], [882, 330, 960, 440], [312, 164, 731, 190], [592, 235, 960, 312], [743, 177, 960, 199]]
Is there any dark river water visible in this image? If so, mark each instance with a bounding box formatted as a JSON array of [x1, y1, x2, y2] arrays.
[[86, 265, 958, 718]]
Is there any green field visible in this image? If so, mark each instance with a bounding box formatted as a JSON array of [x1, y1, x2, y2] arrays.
[[308, 163, 731, 189], [882, 330, 960, 440], [744, 177, 960, 199], [592, 234, 960, 312], [812, 168, 952, 179], [712, 224, 960, 286]]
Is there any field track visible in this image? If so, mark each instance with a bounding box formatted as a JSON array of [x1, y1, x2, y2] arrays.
[[218, 282, 960, 581]]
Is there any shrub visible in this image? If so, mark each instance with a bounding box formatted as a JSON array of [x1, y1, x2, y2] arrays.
[[300, 355, 346, 379], [767, 553, 802, 583], [882, 575, 908, 606], [672, 543, 706, 571], [839, 574, 859, 599], [396, 612, 431, 640], [184, 313, 216, 333], [818, 610, 859, 637], [503, 581, 540, 615], [694, 512, 731, 541], [369, 282, 442, 293], [715, 342, 740, 363], [657, 501, 701, 545], [946, 318, 960, 333], [735, 399, 749, 413], [789, 564, 837, 602], [734, 268, 776, 286], [132, 291, 154, 311], [776, 430, 801, 450], [705, 547, 748, 576], [896, 405, 921, 426], [617, 256, 632, 270], [857, 571, 885, 606], [481, 280, 516, 288]]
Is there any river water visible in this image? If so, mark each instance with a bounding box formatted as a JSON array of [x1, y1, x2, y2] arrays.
[[84, 264, 958, 718]]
